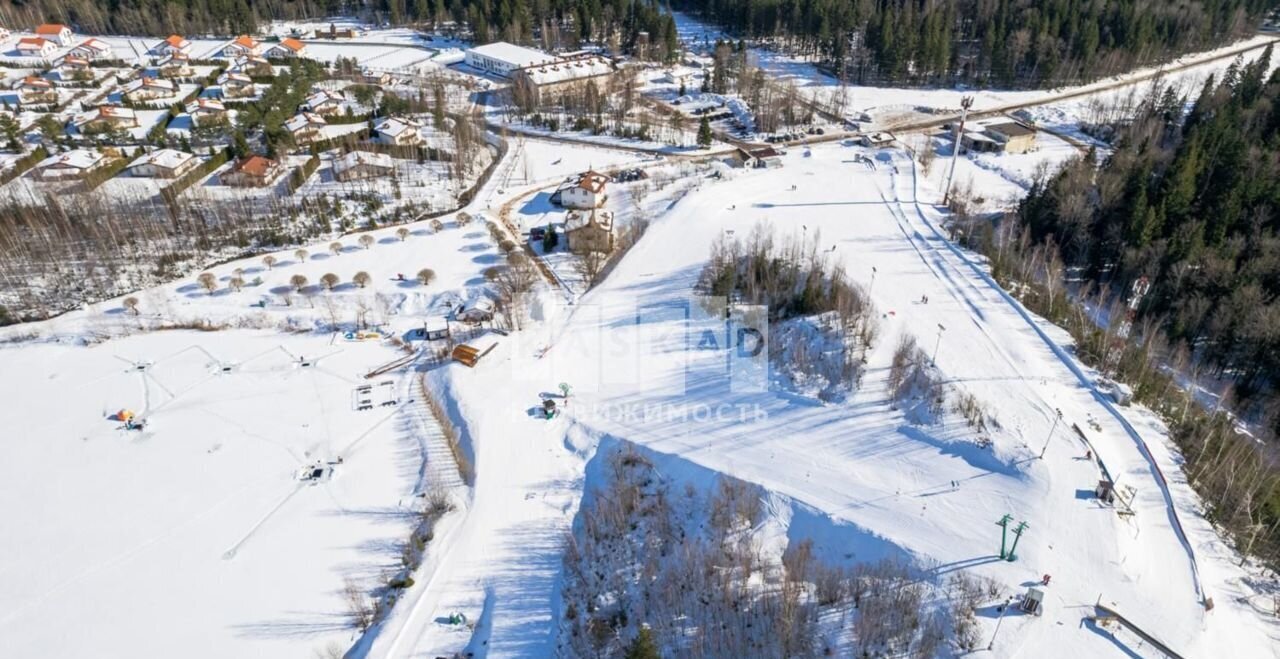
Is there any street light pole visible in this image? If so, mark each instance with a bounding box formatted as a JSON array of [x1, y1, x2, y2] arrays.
[[1040, 408, 1062, 459], [932, 323, 946, 366], [987, 596, 1014, 651]]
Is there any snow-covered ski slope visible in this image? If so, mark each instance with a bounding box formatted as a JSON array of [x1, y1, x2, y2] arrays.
[[367, 144, 1277, 657]]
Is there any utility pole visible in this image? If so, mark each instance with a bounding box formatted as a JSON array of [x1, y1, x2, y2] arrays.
[[943, 96, 974, 206], [1007, 521, 1029, 561], [932, 323, 946, 366], [996, 514, 1013, 559], [1040, 408, 1062, 459]]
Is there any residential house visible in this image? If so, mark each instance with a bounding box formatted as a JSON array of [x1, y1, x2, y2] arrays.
[[313, 25, 358, 39], [35, 148, 108, 180], [221, 155, 284, 187], [52, 55, 92, 81], [738, 146, 782, 169], [303, 90, 344, 116], [285, 111, 326, 145], [374, 117, 422, 146], [984, 122, 1037, 155], [186, 98, 228, 127], [69, 38, 112, 60], [216, 71, 254, 98], [564, 209, 614, 253], [157, 52, 193, 78], [222, 35, 260, 58], [16, 37, 56, 58], [153, 34, 191, 55], [122, 76, 177, 102], [16, 76, 56, 103], [129, 148, 199, 178], [34, 24, 73, 47], [558, 170, 608, 209], [231, 54, 272, 76], [73, 105, 139, 133], [267, 37, 307, 58], [332, 150, 394, 182], [361, 69, 391, 85]]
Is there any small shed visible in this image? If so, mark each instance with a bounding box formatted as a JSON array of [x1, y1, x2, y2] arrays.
[[1096, 479, 1115, 503], [424, 317, 450, 341], [1111, 383, 1133, 406], [457, 297, 495, 323], [1020, 587, 1044, 615]]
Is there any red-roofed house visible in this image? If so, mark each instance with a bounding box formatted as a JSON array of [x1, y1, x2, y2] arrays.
[[69, 38, 112, 60], [268, 37, 307, 58], [153, 34, 191, 55], [16, 37, 57, 58], [221, 155, 284, 187], [559, 170, 608, 209], [222, 35, 260, 58], [34, 24, 73, 46]]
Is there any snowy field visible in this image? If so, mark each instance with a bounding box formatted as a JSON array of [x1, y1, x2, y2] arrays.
[[0, 330, 420, 658]]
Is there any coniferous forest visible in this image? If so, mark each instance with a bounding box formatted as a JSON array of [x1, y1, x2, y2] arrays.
[[672, 0, 1275, 87], [1000, 50, 1280, 564], [0, 0, 681, 61]]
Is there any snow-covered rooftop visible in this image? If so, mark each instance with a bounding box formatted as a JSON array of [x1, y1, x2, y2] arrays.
[[467, 41, 557, 69], [130, 148, 195, 170]]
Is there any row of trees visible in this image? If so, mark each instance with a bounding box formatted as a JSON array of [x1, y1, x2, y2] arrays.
[[673, 0, 1270, 88], [0, 0, 683, 61]]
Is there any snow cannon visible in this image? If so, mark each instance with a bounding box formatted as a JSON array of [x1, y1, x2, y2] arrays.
[[542, 399, 558, 419]]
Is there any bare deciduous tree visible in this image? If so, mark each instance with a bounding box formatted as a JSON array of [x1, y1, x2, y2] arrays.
[[329, 242, 343, 256], [122, 296, 139, 314], [396, 227, 410, 241], [359, 234, 375, 250], [321, 273, 339, 290], [229, 276, 245, 292], [417, 268, 436, 285], [353, 271, 371, 288], [290, 274, 308, 292], [294, 249, 308, 263], [197, 272, 217, 294], [262, 255, 277, 270]]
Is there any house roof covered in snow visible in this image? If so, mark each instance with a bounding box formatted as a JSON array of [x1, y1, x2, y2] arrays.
[[123, 76, 176, 94], [39, 148, 104, 170], [73, 104, 136, 126], [565, 209, 614, 232], [468, 42, 557, 69], [73, 38, 111, 53], [217, 71, 252, 86], [131, 148, 195, 171], [285, 111, 326, 132], [305, 90, 343, 108], [518, 54, 614, 86], [186, 98, 226, 113], [333, 150, 393, 173], [375, 116, 421, 137]]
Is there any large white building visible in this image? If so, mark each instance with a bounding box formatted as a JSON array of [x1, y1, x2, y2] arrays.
[[464, 42, 558, 78]]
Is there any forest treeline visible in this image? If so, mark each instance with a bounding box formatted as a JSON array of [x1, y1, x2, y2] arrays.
[[0, 0, 681, 61], [672, 0, 1275, 87], [985, 49, 1280, 565]]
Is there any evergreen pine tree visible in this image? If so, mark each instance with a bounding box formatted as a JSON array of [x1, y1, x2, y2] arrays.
[[624, 627, 659, 659], [697, 116, 713, 147]]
